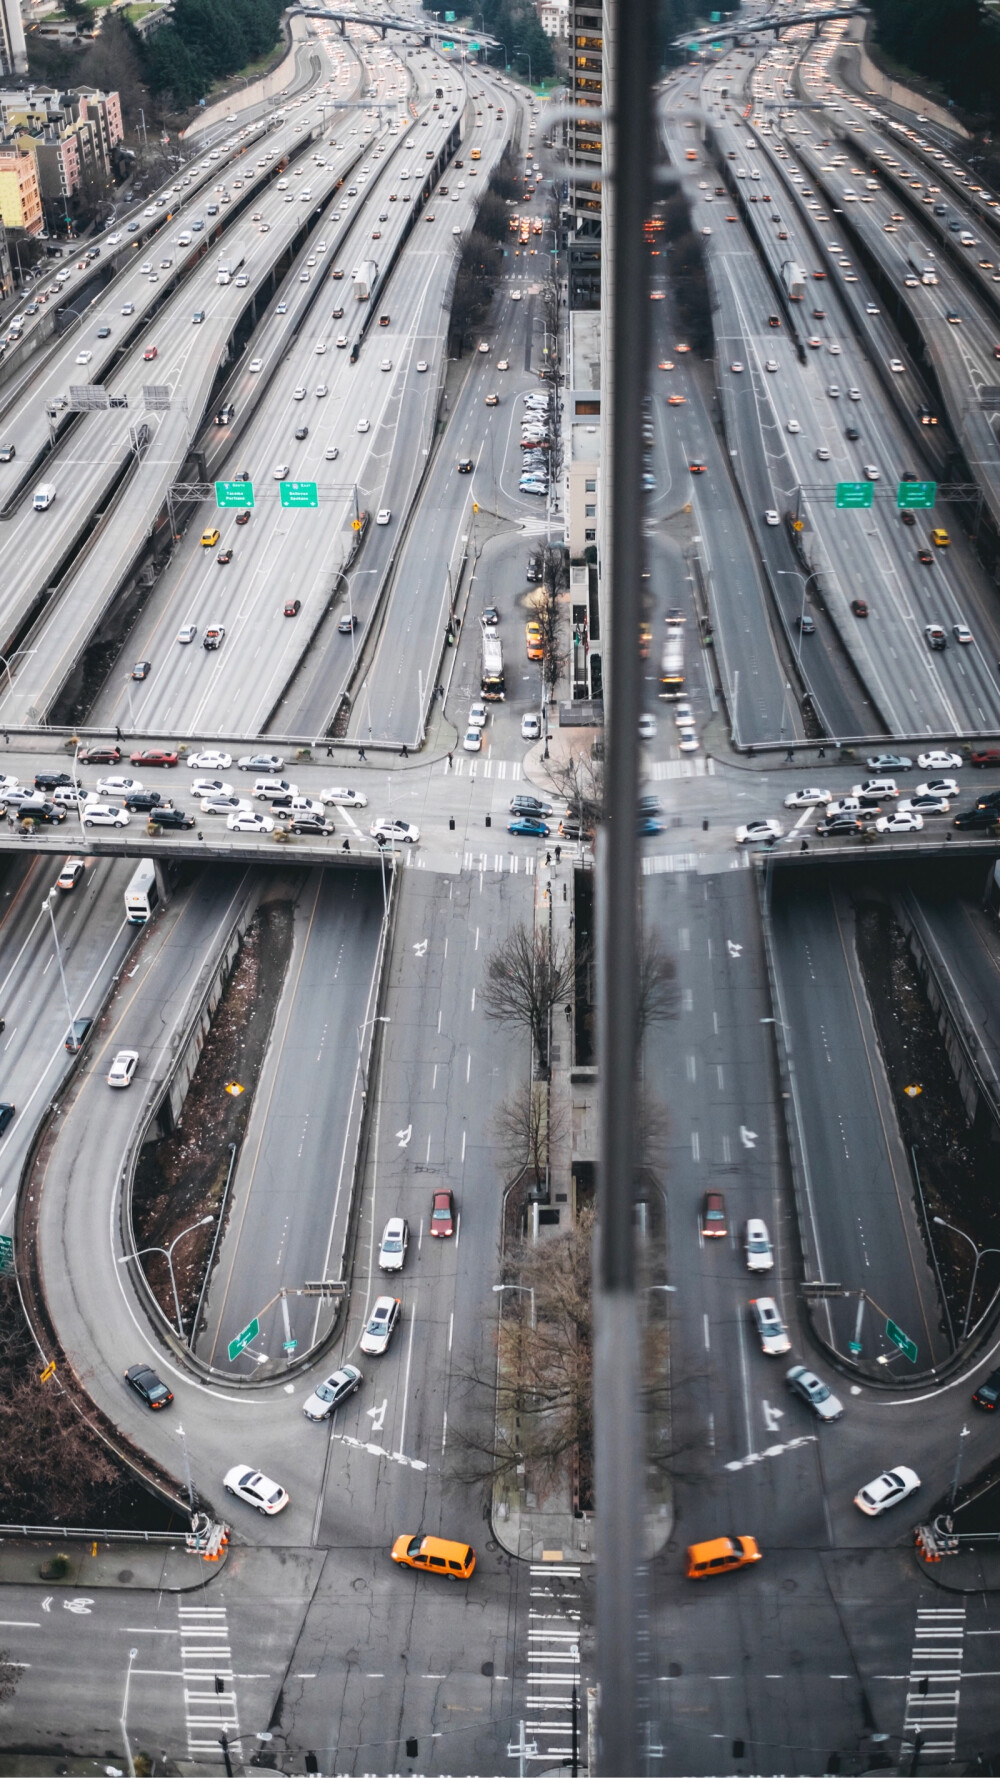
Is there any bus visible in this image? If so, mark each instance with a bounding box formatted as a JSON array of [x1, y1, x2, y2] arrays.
[[470, 147, 481, 161], [659, 612, 686, 699], [125, 858, 159, 925], [481, 629, 505, 700]]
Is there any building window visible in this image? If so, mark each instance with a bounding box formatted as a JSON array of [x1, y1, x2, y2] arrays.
[[575, 399, 600, 416], [585, 504, 596, 517], [585, 479, 596, 493], [585, 529, 596, 542]]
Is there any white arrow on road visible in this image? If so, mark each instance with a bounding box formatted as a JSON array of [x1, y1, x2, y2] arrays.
[[41, 1596, 52, 1614], [396, 1125, 412, 1148], [367, 1398, 387, 1434], [740, 1126, 758, 1149], [762, 1401, 784, 1434], [413, 939, 428, 956], [727, 940, 743, 958]]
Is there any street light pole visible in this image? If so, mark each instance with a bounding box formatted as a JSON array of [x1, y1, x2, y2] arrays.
[[120, 1646, 139, 1778], [357, 1015, 390, 1094], [42, 891, 75, 1048], [118, 1215, 215, 1337], [493, 1281, 536, 1327], [933, 1216, 1000, 1340]]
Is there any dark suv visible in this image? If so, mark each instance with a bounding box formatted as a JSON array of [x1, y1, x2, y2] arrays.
[[147, 807, 195, 830]]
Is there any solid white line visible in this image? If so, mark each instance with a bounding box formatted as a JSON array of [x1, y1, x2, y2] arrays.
[[395, 1298, 418, 1457]]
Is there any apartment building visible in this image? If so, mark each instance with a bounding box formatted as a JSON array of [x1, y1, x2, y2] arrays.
[[565, 0, 603, 309], [0, 87, 124, 225], [0, 142, 41, 232]]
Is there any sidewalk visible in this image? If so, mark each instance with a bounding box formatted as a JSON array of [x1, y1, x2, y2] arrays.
[[918, 1545, 1000, 1593], [0, 1536, 225, 1592]]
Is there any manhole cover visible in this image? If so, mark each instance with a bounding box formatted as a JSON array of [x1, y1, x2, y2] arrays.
[[481, 1661, 494, 1677], [117, 1569, 134, 1583], [486, 1539, 498, 1551], [352, 1576, 367, 1592], [782, 1577, 798, 1593]]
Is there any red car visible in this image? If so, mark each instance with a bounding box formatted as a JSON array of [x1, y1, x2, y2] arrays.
[[143, 346, 158, 361], [430, 1188, 455, 1238], [129, 749, 178, 768], [284, 598, 301, 617], [851, 598, 869, 618], [971, 751, 1000, 767], [688, 462, 707, 475], [701, 1190, 728, 1238], [235, 510, 251, 527], [78, 744, 121, 764]]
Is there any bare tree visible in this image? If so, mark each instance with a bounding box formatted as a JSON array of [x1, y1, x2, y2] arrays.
[[451, 1208, 594, 1490], [637, 930, 678, 1037], [532, 573, 569, 705], [546, 746, 604, 834], [492, 1079, 567, 1191], [481, 921, 575, 1077]]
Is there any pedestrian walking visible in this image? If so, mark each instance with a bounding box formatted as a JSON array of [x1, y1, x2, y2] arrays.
[[115, 725, 122, 742], [342, 837, 350, 852], [401, 743, 408, 758], [447, 750, 453, 768], [554, 845, 561, 864], [358, 744, 366, 761]]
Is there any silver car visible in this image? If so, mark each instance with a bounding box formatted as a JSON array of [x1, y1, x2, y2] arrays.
[[786, 1365, 843, 1421], [378, 1217, 409, 1272]]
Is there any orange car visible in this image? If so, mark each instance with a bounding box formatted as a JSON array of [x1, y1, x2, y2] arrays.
[[686, 1536, 761, 1579], [526, 621, 543, 660], [667, 394, 687, 406]]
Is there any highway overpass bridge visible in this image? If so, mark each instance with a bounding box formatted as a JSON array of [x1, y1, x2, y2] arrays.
[[288, 5, 497, 51], [678, 5, 868, 50]]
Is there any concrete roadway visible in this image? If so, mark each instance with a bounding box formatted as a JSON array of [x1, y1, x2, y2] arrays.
[[84, 63, 507, 740], [642, 864, 1000, 1773], [0, 850, 138, 1231], [768, 870, 949, 1369], [197, 864, 385, 1374]]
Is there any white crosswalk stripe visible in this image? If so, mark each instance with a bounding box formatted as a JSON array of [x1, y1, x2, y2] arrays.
[[464, 851, 536, 876], [901, 1606, 966, 1760], [178, 1603, 240, 1760], [441, 756, 523, 779], [515, 1565, 585, 1765], [642, 853, 701, 875], [647, 755, 716, 781]]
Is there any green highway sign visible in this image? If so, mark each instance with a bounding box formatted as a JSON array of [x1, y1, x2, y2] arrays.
[[228, 1316, 260, 1362], [444, 8, 455, 17], [279, 481, 318, 509], [886, 1319, 918, 1364], [897, 479, 937, 509], [710, 8, 721, 17], [441, 38, 455, 49], [216, 480, 254, 508], [0, 1234, 13, 1275], [835, 481, 875, 509], [848, 1339, 862, 1354], [469, 39, 480, 50]]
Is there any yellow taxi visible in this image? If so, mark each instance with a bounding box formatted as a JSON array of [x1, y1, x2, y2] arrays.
[[391, 1534, 476, 1580], [200, 528, 221, 548], [686, 1535, 762, 1580]]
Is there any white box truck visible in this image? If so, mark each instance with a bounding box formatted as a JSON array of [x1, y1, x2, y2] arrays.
[[353, 258, 378, 300], [217, 252, 245, 285], [33, 482, 56, 510]]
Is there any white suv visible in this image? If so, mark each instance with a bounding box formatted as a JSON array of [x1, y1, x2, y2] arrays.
[[83, 802, 131, 827]]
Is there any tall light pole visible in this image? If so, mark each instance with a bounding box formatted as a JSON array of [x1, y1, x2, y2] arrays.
[[357, 1015, 390, 1094], [776, 568, 821, 662], [0, 648, 37, 703], [118, 1215, 215, 1338], [120, 1646, 139, 1778], [933, 1216, 1000, 1340], [42, 890, 75, 1048], [493, 1281, 536, 1327], [516, 49, 533, 87]]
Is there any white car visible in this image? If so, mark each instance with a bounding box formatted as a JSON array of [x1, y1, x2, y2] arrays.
[[874, 811, 924, 833], [953, 624, 973, 645], [784, 788, 830, 808], [359, 1294, 401, 1355], [177, 624, 198, 645], [107, 1048, 139, 1088], [736, 819, 783, 843], [376, 509, 391, 525], [249, 358, 263, 373], [96, 776, 141, 796], [416, 360, 428, 372], [315, 341, 327, 354], [227, 812, 275, 833], [745, 1218, 774, 1271], [293, 386, 307, 400], [378, 1216, 409, 1272], [889, 359, 905, 373], [223, 1465, 289, 1514], [75, 350, 93, 365], [731, 361, 744, 373], [357, 418, 370, 433], [273, 463, 289, 481], [764, 509, 780, 527], [918, 751, 963, 770], [468, 702, 488, 730], [521, 713, 541, 741], [786, 419, 801, 434], [188, 753, 232, 771], [673, 702, 694, 726], [320, 786, 368, 808], [380, 358, 392, 372], [638, 713, 657, 741], [750, 1296, 791, 1356], [83, 803, 131, 828], [370, 818, 419, 844], [678, 728, 700, 753], [463, 727, 482, 752], [201, 794, 251, 815], [854, 1466, 920, 1516], [816, 446, 831, 461], [917, 778, 959, 798]]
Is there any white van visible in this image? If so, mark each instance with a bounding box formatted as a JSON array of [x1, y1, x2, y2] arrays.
[[33, 482, 56, 511]]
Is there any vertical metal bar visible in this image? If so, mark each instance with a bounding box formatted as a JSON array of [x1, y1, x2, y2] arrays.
[[595, 0, 655, 1773]]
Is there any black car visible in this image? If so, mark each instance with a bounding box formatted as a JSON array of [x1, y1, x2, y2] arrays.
[[124, 790, 164, 812], [482, 605, 500, 625], [97, 326, 111, 339], [845, 426, 860, 441], [457, 457, 474, 474], [294, 424, 309, 440], [34, 771, 72, 790], [954, 808, 998, 830], [124, 1363, 174, 1409], [973, 1367, 1000, 1411], [215, 402, 234, 424], [147, 807, 195, 829], [65, 1017, 92, 1053], [816, 815, 863, 837], [132, 661, 151, 680], [14, 801, 65, 825], [0, 1104, 15, 1136], [510, 793, 553, 817], [288, 815, 332, 835]]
